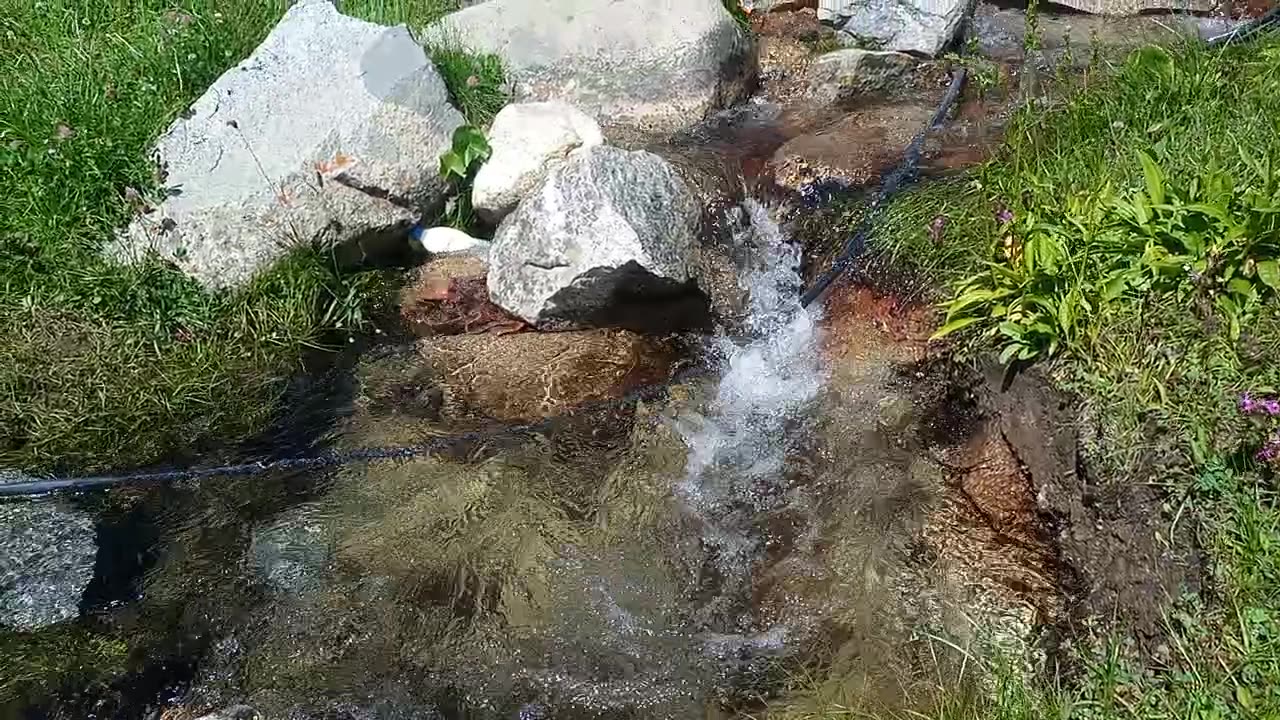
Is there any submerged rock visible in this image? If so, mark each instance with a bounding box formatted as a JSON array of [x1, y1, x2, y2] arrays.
[[818, 0, 969, 57], [472, 102, 605, 225], [0, 473, 97, 631], [487, 146, 704, 329], [400, 254, 525, 337], [428, 0, 756, 135], [249, 502, 333, 596], [418, 329, 676, 422], [772, 97, 934, 195], [115, 0, 464, 288], [804, 48, 918, 103]]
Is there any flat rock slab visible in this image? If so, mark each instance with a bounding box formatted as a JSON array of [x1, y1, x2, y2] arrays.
[[428, 0, 757, 135], [771, 96, 935, 195], [0, 473, 97, 631], [818, 0, 970, 57], [974, 2, 1220, 63], [115, 0, 464, 288], [418, 329, 676, 422]]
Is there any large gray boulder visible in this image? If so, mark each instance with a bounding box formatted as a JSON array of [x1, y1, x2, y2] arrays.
[[428, 0, 756, 135], [0, 473, 98, 631], [487, 146, 701, 327], [818, 0, 971, 57], [471, 102, 604, 225], [114, 0, 465, 288]]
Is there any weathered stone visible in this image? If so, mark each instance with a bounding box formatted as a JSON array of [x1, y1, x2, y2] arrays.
[[415, 226, 491, 256], [472, 102, 604, 224], [428, 0, 756, 135], [805, 48, 918, 103], [772, 98, 934, 196], [972, 2, 1220, 66], [114, 0, 464, 288], [818, 0, 970, 57], [744, 0, 819, 11], [487, 146, 703, 329], [0, 473, 97, 631], [399, 254, 526, 336], [419, 330, 676, 422]]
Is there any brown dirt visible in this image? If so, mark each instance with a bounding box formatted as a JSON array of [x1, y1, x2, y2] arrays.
[[980, 365, 1204, 648], [815, 277, 1203, 662]]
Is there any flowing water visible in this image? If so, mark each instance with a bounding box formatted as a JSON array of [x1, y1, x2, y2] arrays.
[[4, 66, 1053, 720]]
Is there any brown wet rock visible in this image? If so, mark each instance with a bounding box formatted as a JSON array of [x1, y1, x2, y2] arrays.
[[771, 98, 936, 194], [419, 329, 677, 423], [819, 282, 936, 365], [751, 8, 833, 101], [399, 255, 525, 337]]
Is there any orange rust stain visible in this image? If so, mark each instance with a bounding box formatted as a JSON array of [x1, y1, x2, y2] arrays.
[[315, 152, 356, 177], [818, 282, 938, 364]]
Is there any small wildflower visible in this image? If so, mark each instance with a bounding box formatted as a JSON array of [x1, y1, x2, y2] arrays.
[[1263, 398, 1280, 416], [1240, 392, 1258, 413], [1258, 435, 1280, 462], [928, 214, 948, 244], [466, 75, 480, 88], [996, 208, 1014, 224]]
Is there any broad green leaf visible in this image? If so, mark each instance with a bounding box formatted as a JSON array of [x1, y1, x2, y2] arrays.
[[439, 152, 468, 180], [1103, 273, 1129, 300], [1257, 260, 1280, 291], [1138, 150, 1166, 206], [929, 315, 982, 340], [998, 343, 1022, 365], [997, 321, 1024, 340], [1058, 289, 1078, 333], [1236, 684, 1254, 712], [1228, 277, 1256, 298]]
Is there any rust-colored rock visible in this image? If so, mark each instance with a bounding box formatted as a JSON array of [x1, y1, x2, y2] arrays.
[[399, 256, 525, 336], [419, 329, 676, 422]]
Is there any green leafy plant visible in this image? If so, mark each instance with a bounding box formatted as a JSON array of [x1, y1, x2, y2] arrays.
[[1023, 0, 1042, 54], [1109, 148, 1280, 340], [935, 146, 1280, 363], [933, 201, 1103, 363], [438, 124, 492, 230]]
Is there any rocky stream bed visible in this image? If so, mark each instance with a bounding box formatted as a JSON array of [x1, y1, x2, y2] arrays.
[[0, 0, 1247, 717]]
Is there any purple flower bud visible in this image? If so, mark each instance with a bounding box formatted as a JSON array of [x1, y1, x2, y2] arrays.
[[1263, 399, 1280, 416], [1241, 392, 1258, 413], [996, 208, 1014, 224]]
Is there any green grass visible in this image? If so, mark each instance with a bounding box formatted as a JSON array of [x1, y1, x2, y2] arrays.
[[0, 0, 502, 472], [771, 34, 1280, 720], [427, 41, 508, 127]]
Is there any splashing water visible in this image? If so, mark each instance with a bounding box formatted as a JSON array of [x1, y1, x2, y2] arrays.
[[676, 199, 826, 626]]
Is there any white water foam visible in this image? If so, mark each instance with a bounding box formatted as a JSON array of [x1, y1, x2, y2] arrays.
[[675, 199, 826, 612]]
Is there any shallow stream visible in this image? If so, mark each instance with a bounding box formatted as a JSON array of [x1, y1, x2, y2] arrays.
[[3, 42, 1078, 720]]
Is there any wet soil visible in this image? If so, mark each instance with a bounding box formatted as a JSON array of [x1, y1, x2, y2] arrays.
[[818, 275, 1204, 665]]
